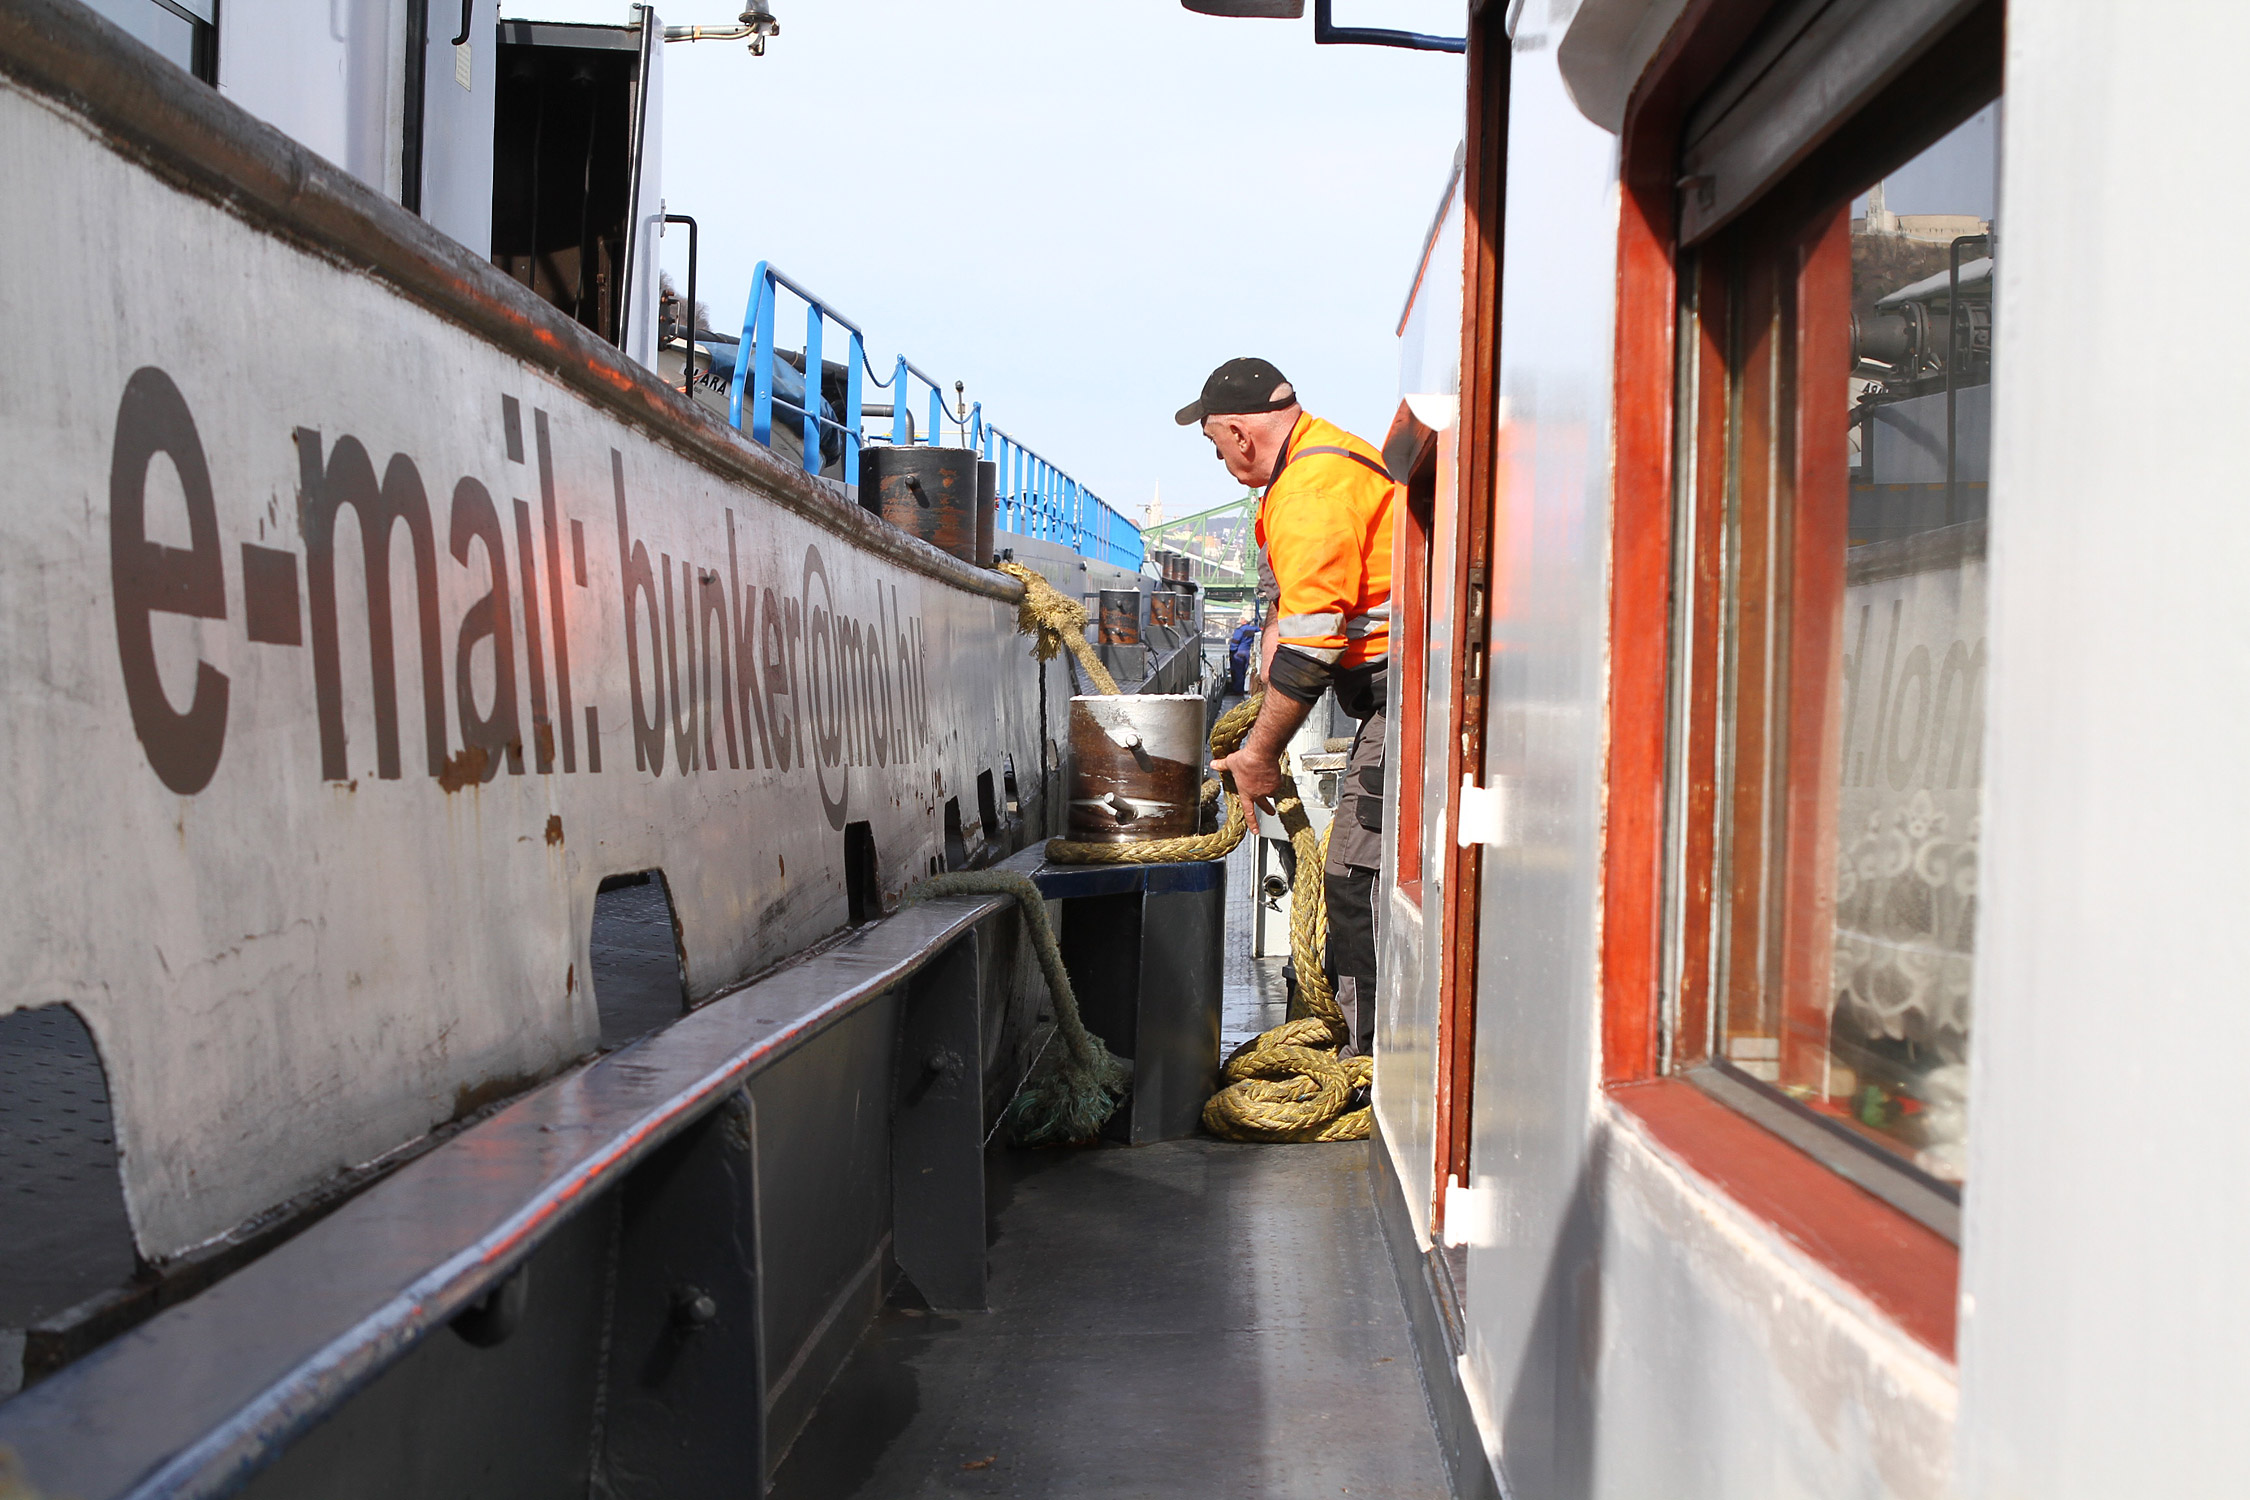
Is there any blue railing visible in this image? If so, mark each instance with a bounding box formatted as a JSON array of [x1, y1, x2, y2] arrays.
[[977, 419, 1144, 571], [721, 261, 1141, 570]]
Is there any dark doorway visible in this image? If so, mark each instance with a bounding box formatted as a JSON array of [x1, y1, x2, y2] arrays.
[[490, 22, 649, 345]]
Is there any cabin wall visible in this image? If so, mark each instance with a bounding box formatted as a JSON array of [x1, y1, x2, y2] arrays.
[[1370, 537, 1441, 1236], [1448, 29, 1610, 1492], [1954, 5, 2250, 1494], [1373, 875, 1435, 1242], [0, 54, 1064, 1262], [1373, 162, 1463, 1250], [620, 19, 663, 370], [1586, 1106, 1957, 1498], [415, 0, 501, 258], [1383, 12, 1967, 1497], [218, 0, 407, 199]]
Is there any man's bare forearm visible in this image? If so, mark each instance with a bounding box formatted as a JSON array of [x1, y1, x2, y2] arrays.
[[1213, 675, 1317, 806], [1243, 689, 1313, 766]]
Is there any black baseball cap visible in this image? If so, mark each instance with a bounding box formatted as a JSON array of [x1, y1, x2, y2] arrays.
[[1174, 357, 1297, 426]]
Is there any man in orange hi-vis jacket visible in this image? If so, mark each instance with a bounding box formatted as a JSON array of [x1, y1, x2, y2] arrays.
[[1180, 358, 1394, 1056]]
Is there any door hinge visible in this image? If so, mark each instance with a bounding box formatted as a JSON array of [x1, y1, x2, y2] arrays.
[[1441, 1176, 1495, 1248], [1455, 774, 1517, 848]]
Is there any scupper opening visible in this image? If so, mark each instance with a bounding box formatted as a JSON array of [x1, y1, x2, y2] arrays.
[[976, 769, 999, 850], [844, 821, 879, 924], [943, 798, 968, 872], [0, 1004, 137, 1397], [590, 871, 688, 1049]]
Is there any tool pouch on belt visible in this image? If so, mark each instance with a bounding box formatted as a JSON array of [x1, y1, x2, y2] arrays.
[[1334, 661, 1388, 723], [1333, 663, 1389, 858]]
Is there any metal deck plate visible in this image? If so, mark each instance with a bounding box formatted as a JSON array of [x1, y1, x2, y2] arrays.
[[770, 1139, 1451, 1498], [773, 831, 1448, 1498]]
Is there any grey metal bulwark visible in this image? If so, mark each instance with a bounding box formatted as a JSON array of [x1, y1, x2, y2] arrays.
[[0, 896, 1012, 1500]]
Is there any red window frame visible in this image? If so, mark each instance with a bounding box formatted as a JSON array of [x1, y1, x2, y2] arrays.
[[1383, 405, 1439, 900], [1428, 5, 1510, 1234], [1598, 0, 1973, 1357]]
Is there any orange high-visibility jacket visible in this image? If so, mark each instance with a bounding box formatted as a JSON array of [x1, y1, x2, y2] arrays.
[[1256, 412, 1396, 672]]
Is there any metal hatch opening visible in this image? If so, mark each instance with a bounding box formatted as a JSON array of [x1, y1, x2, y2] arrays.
[[0, 1004, 136, 1398], [943, 797, 967, 871], [589, 870, 689, 1049]]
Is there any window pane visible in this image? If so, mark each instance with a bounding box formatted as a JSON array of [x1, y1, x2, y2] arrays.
[[1823, 108, 1996, 1184], [78, 0, 205, 78], [1704, 105, 1997, 1190]]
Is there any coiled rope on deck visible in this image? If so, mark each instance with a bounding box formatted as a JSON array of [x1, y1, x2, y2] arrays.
[[989, 564, 1370, 1144], [1203, 799, 1371, 1145]]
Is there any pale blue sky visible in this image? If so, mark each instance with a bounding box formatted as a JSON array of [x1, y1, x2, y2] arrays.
[[510, 1, 1465, 527]]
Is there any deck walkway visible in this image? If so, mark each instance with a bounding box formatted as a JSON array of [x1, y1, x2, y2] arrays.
[[769, 835, 1452, 1498]]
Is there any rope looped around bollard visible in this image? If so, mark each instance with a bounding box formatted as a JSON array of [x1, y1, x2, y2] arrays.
[[974, 564, 1370, 1144]]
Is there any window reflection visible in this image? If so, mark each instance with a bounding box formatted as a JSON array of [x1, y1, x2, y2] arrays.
[[78, 0, 216, 83], [1823, 110, 1995, 1183], [1706, 106, 1997, 1189]]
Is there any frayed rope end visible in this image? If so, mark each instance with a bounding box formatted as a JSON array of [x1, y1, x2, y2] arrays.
[[1002, 1043, 1133, 1148]]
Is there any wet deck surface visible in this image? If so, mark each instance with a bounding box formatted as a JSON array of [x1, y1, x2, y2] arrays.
[[770, 836, 1451, 1499]]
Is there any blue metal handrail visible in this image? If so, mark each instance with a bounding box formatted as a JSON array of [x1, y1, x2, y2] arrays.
[[727, 260, 873, 485], [723, 262, 1141, 570], [981, 423, 1144, 571], [878, 354, 950, 451]]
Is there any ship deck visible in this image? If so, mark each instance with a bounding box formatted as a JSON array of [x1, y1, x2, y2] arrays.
[[769, 835, 1453, 1498]]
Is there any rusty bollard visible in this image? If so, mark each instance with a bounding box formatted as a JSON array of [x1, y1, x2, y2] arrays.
[[859, 446, 980, 564], [1096, 589, 1142, 646], [1067, 694, 1206, 844], [975, 460, 997, 567]]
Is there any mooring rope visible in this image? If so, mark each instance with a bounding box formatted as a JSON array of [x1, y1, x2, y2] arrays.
[[900, 869, 1131, 1148], [996, 560, 1121, 696], [1203, 803, 1372, 1144], [982, 564, 1369, 1143]]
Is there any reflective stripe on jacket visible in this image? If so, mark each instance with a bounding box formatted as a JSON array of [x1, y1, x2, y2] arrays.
[[1255, 412, 1396, 669]]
